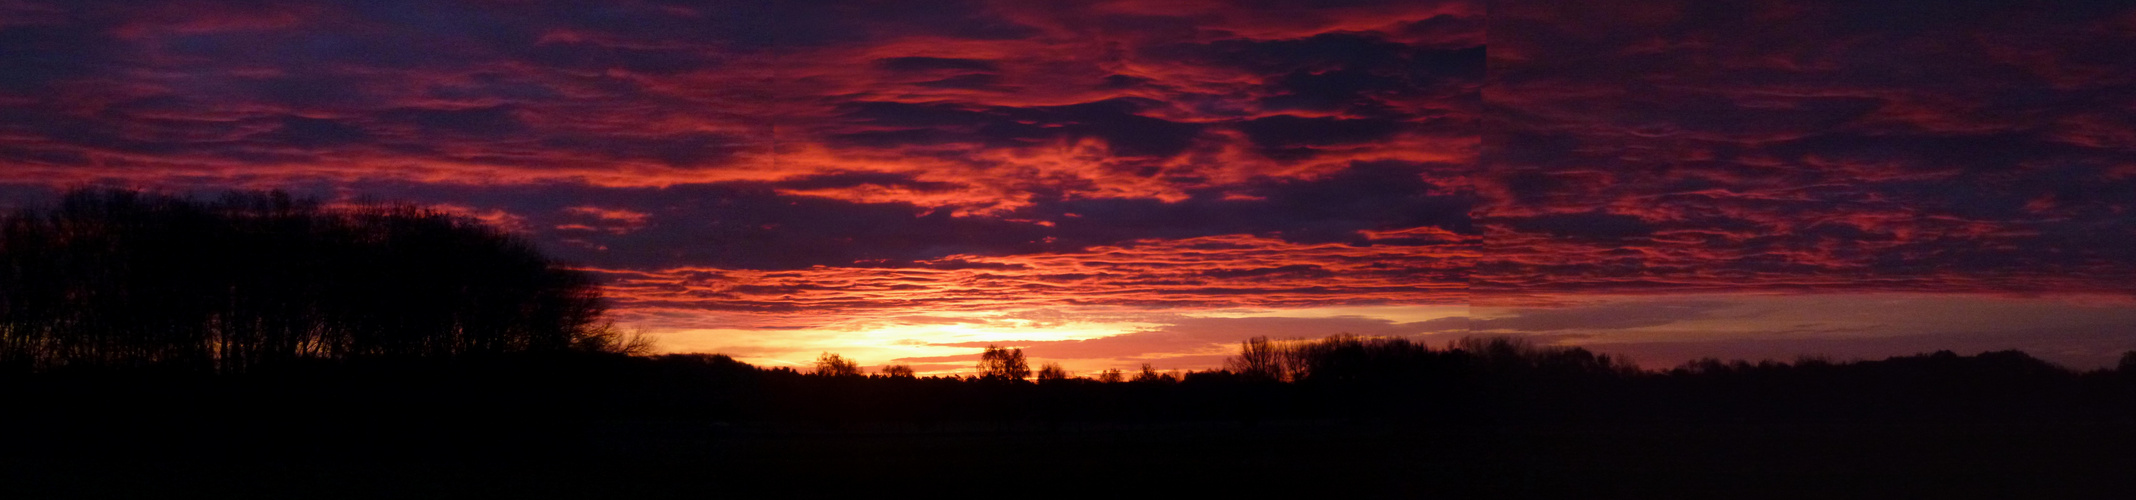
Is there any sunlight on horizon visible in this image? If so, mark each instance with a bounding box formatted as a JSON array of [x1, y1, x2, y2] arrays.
[[640, 305, 1467, 376]]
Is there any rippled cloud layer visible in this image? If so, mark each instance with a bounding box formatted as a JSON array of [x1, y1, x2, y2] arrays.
[[10, 0, 2134, 371], [0, 0, 1476, 368], [1481, 1, 2136, 301]]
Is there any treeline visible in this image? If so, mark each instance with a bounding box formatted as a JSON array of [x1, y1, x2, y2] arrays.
[[581, 335, 2136, 427], [7, 332, 2136, 464], [0, 189, 640, 374]]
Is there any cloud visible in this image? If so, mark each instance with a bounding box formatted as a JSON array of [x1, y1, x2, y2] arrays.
[[1472, 301, 1730, 332], [830, 98, 1209, 158], [1480, 0, 2136, 298], [1499, 211, 1655, 242], [0, 0, 1477, 356], [877, 56, 1001, 73]]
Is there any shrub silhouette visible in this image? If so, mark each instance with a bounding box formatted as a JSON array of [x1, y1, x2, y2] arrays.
[[0, 189, 627, 373]]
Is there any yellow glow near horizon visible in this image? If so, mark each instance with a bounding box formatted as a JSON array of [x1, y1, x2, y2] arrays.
[[638, 304, 1469, 376], [646, 311, 1174, 375]]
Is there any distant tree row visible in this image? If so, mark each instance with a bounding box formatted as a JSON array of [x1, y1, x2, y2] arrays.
[[0, 189, 645, 373], [1225, 334, 1639, 383], [807, 344, 1184, 383], [803, 335, 1638, 384], [629, 334, 2136, 429]]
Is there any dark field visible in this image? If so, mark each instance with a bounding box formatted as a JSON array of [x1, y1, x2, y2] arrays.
[[11, 342, 2136, 499], [11, 418, 2136, 499]]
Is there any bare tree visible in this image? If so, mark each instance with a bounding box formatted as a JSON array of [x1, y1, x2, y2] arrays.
[[573, 321, 660, 356], [879, 364, 916, 378], [1096, 368, 1124, 383], [1226, 336, 1289, 381]]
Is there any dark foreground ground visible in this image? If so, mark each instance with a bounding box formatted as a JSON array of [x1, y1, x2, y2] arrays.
[[9, 418, 2136, 499], [11, 347, 2136, 498]]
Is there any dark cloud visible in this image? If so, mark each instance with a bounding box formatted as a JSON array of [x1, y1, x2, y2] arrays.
[[770, 171, 966, 193], [1098, 74, 1157, 90], [1199, 265, 1334, 280], [1152, 32, 1481, 118], [1236, 115, 1406, 148], [491, 161, 1465, 270], [912, 73, 1005, 90], [524, 41, 721, 76], [1397, 15, 1484, 45], [0, 24, 112, 92], [877, 57, 1000, 72], [353, 181, 1050, 271], [1155, 33, 1416, 74], [1261, 68, 1412, 112], [1499, 211, 1655, 241], [259, 116, 371, 148], [536, 132, 747, 168], [834, 98, 1207, 157], [766, 0, 1041, 45], [380, 106, 529, 138], [1030, 160, 1474, 247]]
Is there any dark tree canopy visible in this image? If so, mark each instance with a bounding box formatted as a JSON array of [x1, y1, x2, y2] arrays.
[[0, 189, 625, 373], [813, 352, 861, 377], [977, 345, 1028, 381], [1035, 362, 1069, 381]]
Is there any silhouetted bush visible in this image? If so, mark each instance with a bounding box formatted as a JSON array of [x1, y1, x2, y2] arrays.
[[0, 189, 627, 373]]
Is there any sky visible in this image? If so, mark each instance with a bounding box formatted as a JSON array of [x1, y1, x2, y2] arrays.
[[1, 0, 2133, 373]]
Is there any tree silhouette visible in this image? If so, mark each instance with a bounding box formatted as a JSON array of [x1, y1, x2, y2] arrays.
[[1096, 368, 1124, 383], [0, 189, 628, 373], [1131, 363, 1173, 383], [879, 364, 916, 378], [573, 322, 659, 356], [1226, 336, 1291, 382], [1036, 362, 1069, 381], [977, 345, 1028, 381], [814, 352, 861, 377]]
